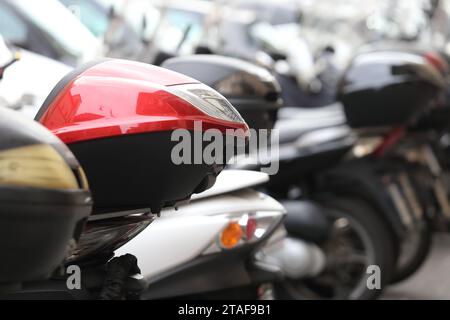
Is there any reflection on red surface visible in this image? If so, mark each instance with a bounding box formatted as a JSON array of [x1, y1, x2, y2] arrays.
[[39, 59, 249, 144]]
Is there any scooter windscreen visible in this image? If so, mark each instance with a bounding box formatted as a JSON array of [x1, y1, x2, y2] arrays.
[[35, 59, 250, 215], [0, 107, 91, 285]]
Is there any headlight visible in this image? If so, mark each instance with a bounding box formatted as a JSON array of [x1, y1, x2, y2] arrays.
[[203, 211, 285, 254], [0, 144, 79, 190], [167, 83, 246, 124]]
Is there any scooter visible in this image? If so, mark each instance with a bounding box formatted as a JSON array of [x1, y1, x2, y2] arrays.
[[2, 58, 248, 299], [160, 55, 382, 299], [196, 1, 448, 288], [162, 51, 445, 299], [116, 170, 326, 300], [275, 47, 448, 285], [112, 54, 327, 300], [0, 106, 92, 295]]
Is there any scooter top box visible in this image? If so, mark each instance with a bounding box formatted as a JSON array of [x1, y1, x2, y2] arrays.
[[36, 59, 249, 215], [338, 50, 445, 128], [163, 55, 282, 132], [0, 107, 91, 283]]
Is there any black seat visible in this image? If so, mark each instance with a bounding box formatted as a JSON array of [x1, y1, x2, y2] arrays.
[[281, 200, 331, 245], [276, 103, 347, 145], [229, 125, 355, 179], [277, 102, 346, 121]]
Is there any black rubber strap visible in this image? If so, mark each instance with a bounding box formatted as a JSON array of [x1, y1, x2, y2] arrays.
[[99, 254, 141, 300]]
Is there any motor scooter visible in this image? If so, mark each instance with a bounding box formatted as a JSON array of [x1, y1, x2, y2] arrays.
[[2, 58, 248, 299], [162, 51, 445, 299], [0, 105, 92, 295], [275, 47, 449, 285], [116, 170, 326, 299], [112, 54, 327, 300]]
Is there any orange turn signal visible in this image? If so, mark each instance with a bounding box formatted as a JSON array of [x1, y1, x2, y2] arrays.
[[220, 222, 243, 249]]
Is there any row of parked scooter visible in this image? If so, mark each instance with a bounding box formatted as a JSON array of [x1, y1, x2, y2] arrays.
[[2, 0, 450, 300], [1, 36, 450, 300]]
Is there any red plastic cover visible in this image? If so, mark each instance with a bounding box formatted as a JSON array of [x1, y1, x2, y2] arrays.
[[38, 59, 249, 144]]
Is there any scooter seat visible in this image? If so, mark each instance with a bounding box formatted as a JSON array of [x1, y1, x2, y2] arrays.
[[229, 125, 354, 183], [265, 125, 355, 189], [276, 104, 347, 145], [281, 200, 331, 245], [277, 102, 346, 121]]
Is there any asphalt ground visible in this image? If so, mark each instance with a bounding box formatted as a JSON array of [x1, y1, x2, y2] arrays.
[[383, 233, 450, 300]]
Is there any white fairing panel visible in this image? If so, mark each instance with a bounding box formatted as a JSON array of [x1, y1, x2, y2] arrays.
[[115, 188, 285, 280], [191, 170, 269, 201], [170, 188, 285, 218], [115, 215, 227, 280]]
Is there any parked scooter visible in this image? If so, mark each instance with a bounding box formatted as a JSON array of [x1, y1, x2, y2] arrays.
[[0, 106, 92, 294], [161, 54, 389, 299], [162, 51, 445, 299], [113, 55, 326, 300], [2, 58, 248, 299], [116, 170, 323, 300], [275, 48, 447, 285]]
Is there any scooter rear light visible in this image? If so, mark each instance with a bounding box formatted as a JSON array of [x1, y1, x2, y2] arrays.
[[68, 215, 154, 262], [38, 60, 249, 145], [209, 211, 284, 253], [246, 217, 257, 241], [167, 83, 246, 124]]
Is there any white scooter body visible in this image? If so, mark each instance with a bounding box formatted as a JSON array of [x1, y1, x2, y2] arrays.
[[116, 170, 326, 287], [116, 170, 283, 280]]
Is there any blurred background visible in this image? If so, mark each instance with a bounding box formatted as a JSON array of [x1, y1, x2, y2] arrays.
[[1, 0, 450, 299], [2, 0, 450, 117]]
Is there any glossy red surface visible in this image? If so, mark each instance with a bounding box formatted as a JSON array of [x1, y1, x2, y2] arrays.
[[373, 126, 405, 158], [39, 59, 249, 144]]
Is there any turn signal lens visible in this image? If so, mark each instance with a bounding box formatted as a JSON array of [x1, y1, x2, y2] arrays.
[[0, 144, 79, 190], [203, 211, 285, 255], [220, 222, 244, 249]]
